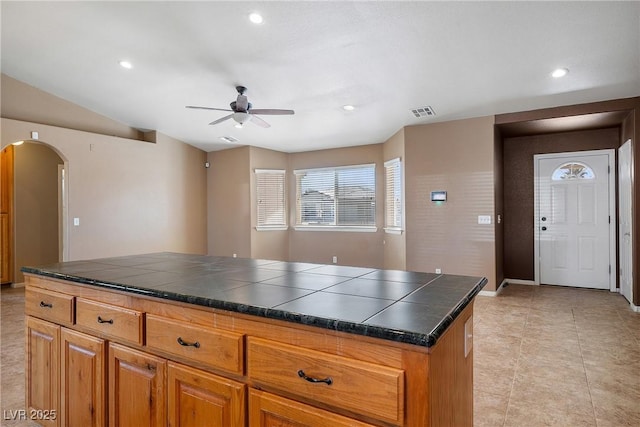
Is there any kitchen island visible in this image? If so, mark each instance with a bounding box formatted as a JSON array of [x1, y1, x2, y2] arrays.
[[22, 252, 486, 427]]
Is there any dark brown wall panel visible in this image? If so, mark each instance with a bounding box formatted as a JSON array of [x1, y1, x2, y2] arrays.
[[503, 127, 620, 280]]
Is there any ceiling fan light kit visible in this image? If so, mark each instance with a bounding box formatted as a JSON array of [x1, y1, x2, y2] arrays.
[[186, 85, 294, 129]]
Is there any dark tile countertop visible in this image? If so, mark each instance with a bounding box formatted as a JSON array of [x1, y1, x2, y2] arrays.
[[22, 252, 486, 348]]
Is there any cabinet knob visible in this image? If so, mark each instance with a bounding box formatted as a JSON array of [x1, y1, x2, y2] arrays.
[[541, 226, 547, 231]]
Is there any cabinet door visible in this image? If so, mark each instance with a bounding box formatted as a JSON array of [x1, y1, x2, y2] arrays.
[[26, 316, 60, 427], [249, 389, 376, 427], [60, 328, 106, 427], [168, 362, 245, 427], [108, 342, 166, 427]]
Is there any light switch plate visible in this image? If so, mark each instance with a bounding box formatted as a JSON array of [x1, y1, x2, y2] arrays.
[[478, 215, 491, 225], [73, 217, 80, 226]]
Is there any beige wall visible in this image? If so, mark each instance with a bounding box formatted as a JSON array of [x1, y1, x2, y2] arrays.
[[249, 146, 289, 261], [1, 74, 143, 141], [14, 143, 63, 282], [1, 118, 208, 267], [207, 146, 251, 257], [382, 128, 406, 270], [288, 144, 385, 268], [405, 116, 496, 290]]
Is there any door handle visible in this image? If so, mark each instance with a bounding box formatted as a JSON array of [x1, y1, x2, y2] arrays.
[[541, 226, 547, 231], [624, 232, 631, 236]]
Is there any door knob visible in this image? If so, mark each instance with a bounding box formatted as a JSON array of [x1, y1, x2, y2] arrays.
[[541, 226, 547, 231]]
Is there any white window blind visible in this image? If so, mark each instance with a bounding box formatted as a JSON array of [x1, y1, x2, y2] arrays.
[[255, 169, 286, 229], [384, 158, 402, 231], [294, 164, 375, 227]]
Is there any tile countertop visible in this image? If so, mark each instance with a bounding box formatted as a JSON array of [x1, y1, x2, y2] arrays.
[[21, 252, 487, 348]]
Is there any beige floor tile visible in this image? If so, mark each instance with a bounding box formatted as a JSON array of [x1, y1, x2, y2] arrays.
[[590, 387, 640, 427], [474, 391, 508, 427]]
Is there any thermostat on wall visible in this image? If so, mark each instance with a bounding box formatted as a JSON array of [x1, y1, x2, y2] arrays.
[[430, 191, 447, 202]]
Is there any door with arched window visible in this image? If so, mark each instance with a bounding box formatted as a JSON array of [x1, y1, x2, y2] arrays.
[[534, 150, 615, 290]]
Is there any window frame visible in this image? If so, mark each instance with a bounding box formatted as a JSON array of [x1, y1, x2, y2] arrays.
[[293, 163, 377, 232], [383, 157, 404, 234], [255, 169, 288, 231]]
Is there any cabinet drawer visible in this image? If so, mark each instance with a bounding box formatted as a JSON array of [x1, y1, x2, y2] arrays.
[[76, 298, 143, 345], [249, 389, 377, 427], [247, 337, 405, 425], [26, 287, 74, 325], [146, 314, 244, 375]]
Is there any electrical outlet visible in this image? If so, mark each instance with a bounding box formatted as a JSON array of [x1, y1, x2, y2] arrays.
[[464, 316, 473, 357], [332, 256, 338, 264], [435, 268, 442, 274]]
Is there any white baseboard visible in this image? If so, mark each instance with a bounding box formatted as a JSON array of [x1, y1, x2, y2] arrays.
[[478, 279, 507, 297], [478, 278, 538, 297], [630, 302, 640, 313], [10, 282, 25, 288], [504, 278, 537, 286]]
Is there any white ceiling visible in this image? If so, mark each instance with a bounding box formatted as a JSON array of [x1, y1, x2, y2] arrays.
[[2, 1, 639, 153]]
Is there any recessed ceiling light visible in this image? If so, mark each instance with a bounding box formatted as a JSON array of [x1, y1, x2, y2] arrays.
[[119, 60, 133, 69], [220, 136, 238, 143], [248, 12, 263, 24], [342, 105, 355, 111], [551, 68, 569, 78]]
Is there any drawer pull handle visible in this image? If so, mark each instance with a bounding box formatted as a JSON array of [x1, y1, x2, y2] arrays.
[[297, 370, 333, 386], [39, 301, 53, 308], [97, 316, 114, 324], [177, 337, 200, 348]]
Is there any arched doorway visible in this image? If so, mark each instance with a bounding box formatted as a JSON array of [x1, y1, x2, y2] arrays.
[[4, 141, 66, 285]]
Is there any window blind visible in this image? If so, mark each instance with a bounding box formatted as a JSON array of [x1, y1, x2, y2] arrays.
[[255, 169, 286, 228], [294, 164, 375, 227], [384, 158, 402, 229]]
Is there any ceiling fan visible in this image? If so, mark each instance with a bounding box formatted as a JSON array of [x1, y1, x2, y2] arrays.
[[186, 86, 294, 128]]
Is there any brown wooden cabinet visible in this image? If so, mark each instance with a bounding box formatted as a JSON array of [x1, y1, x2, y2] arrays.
[[25, 273, 476, 427], [249, 389, 376, 427], [26, 316, 60, 427], [168, 361, 245, 427], [60, 328, 106, 427], [108, 342, 166, 427]]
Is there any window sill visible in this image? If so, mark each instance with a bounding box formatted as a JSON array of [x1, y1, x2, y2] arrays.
[[255, 226, 289, 231], [294, 226, 378, 233], [384, 228, 404, 235]]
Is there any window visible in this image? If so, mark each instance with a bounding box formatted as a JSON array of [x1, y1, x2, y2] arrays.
[[384, 158, 403, 233], [552, 162, 595, 180], [294, 164, 376, 230], [255, 169, 287, 230]]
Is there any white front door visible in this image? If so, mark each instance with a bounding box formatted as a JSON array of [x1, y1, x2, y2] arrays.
[[535, 150, 615, 289], [618, 140, 633, 302]]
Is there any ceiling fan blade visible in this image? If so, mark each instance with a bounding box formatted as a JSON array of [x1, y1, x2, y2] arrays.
[[249, 109, 294, 115], [209, 114, 234, 125], [249, 114, 271, 128], [186, 105, 233, 112]]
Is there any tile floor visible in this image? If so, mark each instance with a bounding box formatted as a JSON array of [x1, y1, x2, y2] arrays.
[[1, 283, 639, 426]]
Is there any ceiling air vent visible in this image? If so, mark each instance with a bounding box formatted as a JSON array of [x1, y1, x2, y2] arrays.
[[410, 106, 436, 118], [219, 136, 238, 143]]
